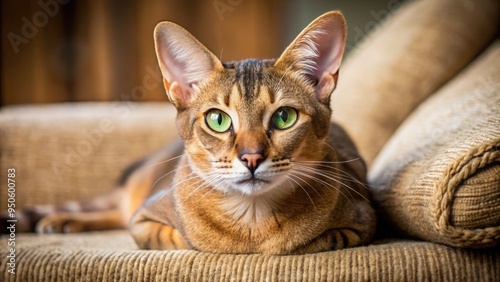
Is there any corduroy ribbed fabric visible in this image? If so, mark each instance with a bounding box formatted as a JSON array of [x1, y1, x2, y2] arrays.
[[1, 231, 499, 281], [1, 82, 499, 280], [2, 0, 500, 279]]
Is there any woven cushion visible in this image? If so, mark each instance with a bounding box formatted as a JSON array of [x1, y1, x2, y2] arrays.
[[0, 102, 178, 211], [369, 41, 500, 248], [1, 231, 499, 281], [332, 0, 500, 166]]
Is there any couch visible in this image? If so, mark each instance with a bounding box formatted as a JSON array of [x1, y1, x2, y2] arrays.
[[1, 0, 499, 280]]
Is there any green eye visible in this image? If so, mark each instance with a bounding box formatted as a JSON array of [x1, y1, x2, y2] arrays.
[[272, 107, 298, 130], [205, 109, 232, 133]]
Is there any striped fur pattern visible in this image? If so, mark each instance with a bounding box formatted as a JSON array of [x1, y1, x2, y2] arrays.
[[20, 11, 376, 255]]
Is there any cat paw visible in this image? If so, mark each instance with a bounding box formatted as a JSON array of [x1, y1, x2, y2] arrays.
[[1, 205, 55, 233], [36, 214, 87, 234]]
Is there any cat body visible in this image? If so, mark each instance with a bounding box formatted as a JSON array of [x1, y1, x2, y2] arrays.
[[130, 125, 374, 255], [15, 11, 376, 255]]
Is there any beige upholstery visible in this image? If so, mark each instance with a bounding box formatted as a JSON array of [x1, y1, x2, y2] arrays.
[[332, 0, 500, 166], [0, 103, 178, 211], [1, 0, 500, 280], [369, 41, 500, 248], [1, 231, 499, 281], [1, 100, 499, 281]]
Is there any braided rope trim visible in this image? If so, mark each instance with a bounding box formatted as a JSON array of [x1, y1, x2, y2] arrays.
[[433, 138, 500, 247]]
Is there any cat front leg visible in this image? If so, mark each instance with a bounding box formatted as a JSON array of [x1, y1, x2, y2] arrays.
[[291, 227, 365, 254], [129, 187, 190, 250], [293, 202, 376, 254], [129, 206, 190, 250]]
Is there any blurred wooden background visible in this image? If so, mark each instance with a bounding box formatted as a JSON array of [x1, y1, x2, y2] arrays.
[[1, 0, 407, 106]]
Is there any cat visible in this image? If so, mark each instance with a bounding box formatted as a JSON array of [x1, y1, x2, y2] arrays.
[[13, 11, 376, 255]]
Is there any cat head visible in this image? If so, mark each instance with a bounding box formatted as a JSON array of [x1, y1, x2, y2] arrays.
[[154, 11, 346, 196]]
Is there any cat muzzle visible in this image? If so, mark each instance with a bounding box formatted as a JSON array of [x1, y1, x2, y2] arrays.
[[239, 153, 265, 174]]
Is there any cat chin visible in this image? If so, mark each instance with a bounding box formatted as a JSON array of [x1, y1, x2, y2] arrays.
[[227, 174, 290, 197]]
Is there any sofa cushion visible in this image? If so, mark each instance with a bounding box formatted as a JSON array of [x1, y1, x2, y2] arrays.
[[331, 0, 500, 166], [369, 41, 500, 248], [1, 231, 499, 281], [0, 102, 178, 211]]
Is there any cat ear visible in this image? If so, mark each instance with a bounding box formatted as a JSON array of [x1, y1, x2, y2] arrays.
[[154, 22, 224, 108], [275, 11, 346, 103]]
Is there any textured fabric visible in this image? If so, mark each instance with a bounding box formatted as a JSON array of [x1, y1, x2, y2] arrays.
[[331, 0, 500, 166], [369, 41, 500, 248], [1, 231, 499, 281], [451, 165, 500, 229], [0, 102, 178, 211], [1, 1, 500, 280]]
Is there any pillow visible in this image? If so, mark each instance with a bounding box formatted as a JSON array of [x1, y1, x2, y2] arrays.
[[369, 41, 500, 248], [332, 0, 500, 166]]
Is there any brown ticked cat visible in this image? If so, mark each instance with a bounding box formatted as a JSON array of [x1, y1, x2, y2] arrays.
[[19, 11, 376, 255]]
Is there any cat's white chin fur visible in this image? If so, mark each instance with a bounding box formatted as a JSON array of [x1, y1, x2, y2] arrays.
[[220, 170, 291, 223], [223, 159, 290, 196], [192, 158, 292, 223], [231, 174, 289, 197]]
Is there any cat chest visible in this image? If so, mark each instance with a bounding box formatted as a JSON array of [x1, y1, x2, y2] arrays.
[[179, 200, 334, 254]]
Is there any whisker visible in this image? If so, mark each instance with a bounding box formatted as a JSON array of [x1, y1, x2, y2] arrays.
[[197, 177, 227, 202], [297, 158, 361, 164], [152, 174, 202, 203], [296, 161, 371, 190], [219, 48, 224, 62], [321, 140, 336, 153], [179, 171, 224, 205], [165, 167, 212, 190], [179, 176, 216, 205], [294, 165, 370, 203], [150, 163, 191, 192], [324, 168, 371, 190], [153, 168, 215, 203], [145, 154, 186, 169], [286, 175, 316, 209], [286, 172, 322, 198], [297, 163, 367, 188], [290, 169, 355, 206], [285, 178, 298, 195]]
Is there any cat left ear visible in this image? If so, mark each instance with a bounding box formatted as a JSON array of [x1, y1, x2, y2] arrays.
[[154, 22, 224, 109], [275, 11, 346, 103]]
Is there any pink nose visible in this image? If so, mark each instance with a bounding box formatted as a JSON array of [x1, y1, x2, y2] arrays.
[[240, 153, 265, 174]]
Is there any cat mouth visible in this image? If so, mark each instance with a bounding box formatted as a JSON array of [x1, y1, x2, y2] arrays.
[[233, 177, 273, 195], [235, 178, 270, 185], [229, 173, 288, 196]]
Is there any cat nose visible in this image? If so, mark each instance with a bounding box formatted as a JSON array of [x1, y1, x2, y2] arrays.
[[239, 152, 265, 174]]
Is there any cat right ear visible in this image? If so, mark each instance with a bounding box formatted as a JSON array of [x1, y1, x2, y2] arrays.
[[275, 11, 347, 104], [154, 22, 223, 109]]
